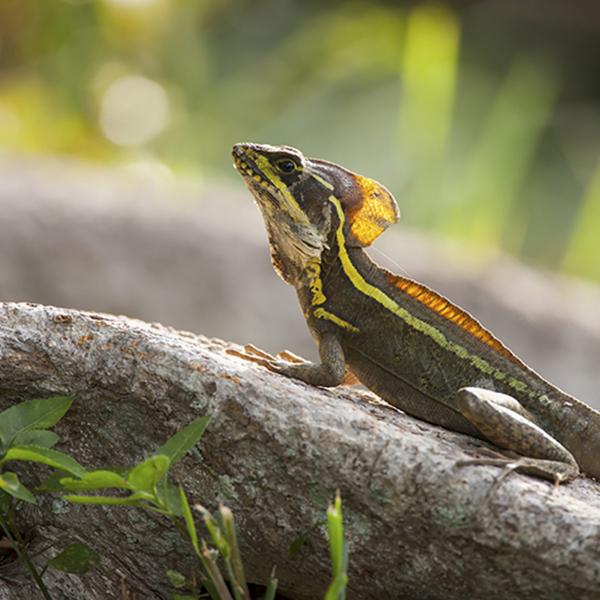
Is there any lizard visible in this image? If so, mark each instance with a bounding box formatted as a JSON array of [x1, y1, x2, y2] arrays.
[[230, 141, 600, 483]]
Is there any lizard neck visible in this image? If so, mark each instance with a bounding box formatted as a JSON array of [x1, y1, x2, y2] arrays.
[[294, 221, 359, 305]]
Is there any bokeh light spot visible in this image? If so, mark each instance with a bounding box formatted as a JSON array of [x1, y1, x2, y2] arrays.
[[99, 75, 169, 147]]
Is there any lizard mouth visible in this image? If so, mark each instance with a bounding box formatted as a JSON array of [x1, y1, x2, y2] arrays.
[[232, 145, 269, 185], [232, 144, 281, 210]]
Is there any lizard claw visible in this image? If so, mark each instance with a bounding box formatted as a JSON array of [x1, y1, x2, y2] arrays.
[[275, 349, 306, 364], [226, 344, 307, 373], [226, 344, 276, 370], [242, 344, 277, 361]]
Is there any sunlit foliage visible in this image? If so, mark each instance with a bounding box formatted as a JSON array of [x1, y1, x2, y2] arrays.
[[0, 1, 598, 280]]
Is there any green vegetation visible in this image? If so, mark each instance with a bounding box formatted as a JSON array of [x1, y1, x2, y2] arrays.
[[0, 395, 349, 599], [0, 1, 598, 280], [325, 491, 347, 600], [0, 396, 94, 599]]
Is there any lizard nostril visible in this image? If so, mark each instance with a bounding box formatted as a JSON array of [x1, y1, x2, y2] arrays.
[[232, 143, 249, 158]]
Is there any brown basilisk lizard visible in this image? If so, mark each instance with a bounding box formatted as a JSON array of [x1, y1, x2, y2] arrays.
[[231, 142, 600, 483]]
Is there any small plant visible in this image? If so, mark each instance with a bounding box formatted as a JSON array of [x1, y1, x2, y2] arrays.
[[0, 396, 349, 599], [58, 415, 222, 597], [59, 414, 280, 599], [0, 396, 99, 599], [59, 419, 348, 599]]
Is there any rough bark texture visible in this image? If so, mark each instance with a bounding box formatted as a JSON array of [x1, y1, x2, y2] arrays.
[[0, 302, 599, 600]]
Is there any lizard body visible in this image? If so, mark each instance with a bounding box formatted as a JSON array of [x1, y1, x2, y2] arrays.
[[232, 142, 600, 482]]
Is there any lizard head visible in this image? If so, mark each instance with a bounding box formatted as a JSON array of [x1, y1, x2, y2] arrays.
[[232, 142, 399, 284]]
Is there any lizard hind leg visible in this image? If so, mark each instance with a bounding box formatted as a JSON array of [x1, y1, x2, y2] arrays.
[[454, 387, 579, 484]]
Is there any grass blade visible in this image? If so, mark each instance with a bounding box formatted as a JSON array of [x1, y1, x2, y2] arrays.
[[325, 491, 348, 600], [220, 505, 250, 600], [179, 485, 199, 555]]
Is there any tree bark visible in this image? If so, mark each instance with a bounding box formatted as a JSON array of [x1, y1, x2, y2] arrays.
[[0, 302, 599, 600]]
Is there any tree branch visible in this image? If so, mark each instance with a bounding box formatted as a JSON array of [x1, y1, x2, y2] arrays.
[[0, 302, 599, 599]]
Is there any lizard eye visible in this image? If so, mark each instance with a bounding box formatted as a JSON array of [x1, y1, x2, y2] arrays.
[[275, 159, 297, 174]]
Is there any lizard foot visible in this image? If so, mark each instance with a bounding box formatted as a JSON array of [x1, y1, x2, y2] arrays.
[[226, 344, 307, 373], [456, 454, 578, 496], [226, 344, 275, 371], [226, 344, 358, 385]]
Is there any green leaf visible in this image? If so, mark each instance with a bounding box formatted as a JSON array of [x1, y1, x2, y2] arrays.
[[13, 429, 59, 448], [3, 445, 86, 478], [127, 455, 170, 492], [0, 490, 13, 512], [179, 486, 199, 555], [156, 416, 210, 466], [48, 543, 100, 574], [288, 534, 308, 558], [64, 495, 140, 506], [166, 569, 187, 589], [36, 470, 71, 493], [59, 470, 129, 491], [156, 482, 184, 516], [0, 397, 72, 451], [264, 567, 278, 600], [0, 472, 36, 503]]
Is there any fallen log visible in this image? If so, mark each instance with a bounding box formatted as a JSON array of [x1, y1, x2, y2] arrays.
[[0, 302, 599, 599]]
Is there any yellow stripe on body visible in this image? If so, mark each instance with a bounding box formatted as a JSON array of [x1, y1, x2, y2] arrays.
[[314, 307, 359, 332], [305, 258, 326, 306], [306, 251, 358, 331], [327, 195, 534, 398]]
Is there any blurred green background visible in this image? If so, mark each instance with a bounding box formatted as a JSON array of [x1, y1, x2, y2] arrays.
[[1, 0, 599, 281]]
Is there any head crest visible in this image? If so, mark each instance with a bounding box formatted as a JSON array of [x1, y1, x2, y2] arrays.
[[342, 174, 400, 247]]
